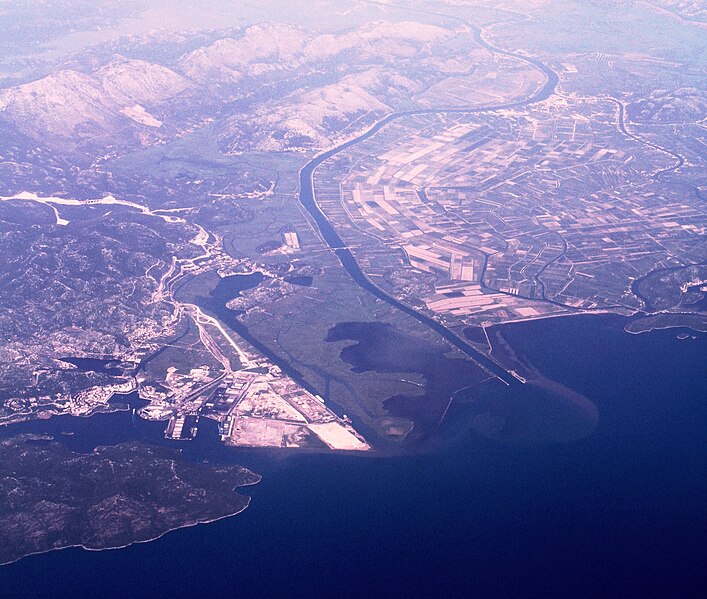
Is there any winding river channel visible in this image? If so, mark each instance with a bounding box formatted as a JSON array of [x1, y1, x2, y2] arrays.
[[297, 21, 560, 385]]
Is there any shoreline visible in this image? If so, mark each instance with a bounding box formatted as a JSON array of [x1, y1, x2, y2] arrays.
[[0, 401, 130, 429], [484, 308, 618, 329], [0, 472, 262, 569]]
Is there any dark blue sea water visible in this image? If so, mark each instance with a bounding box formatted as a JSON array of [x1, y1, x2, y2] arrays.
[[0, 315, 705, 598]]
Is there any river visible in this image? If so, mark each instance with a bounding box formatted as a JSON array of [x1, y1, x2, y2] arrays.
[[2, 15, 705, 599], [296, 21, 559, 385], [0, 315, 704, 598]]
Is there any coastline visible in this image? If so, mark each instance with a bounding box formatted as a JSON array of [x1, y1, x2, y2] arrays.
[[0, 470, 262, 569], [0, 398, 131, 428]]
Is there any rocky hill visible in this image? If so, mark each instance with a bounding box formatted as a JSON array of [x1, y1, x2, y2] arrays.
[[0, 59, 191, 147], [178, 21, 451, 85], [627, 87, 706, 123], [0, 20, 473, 154]]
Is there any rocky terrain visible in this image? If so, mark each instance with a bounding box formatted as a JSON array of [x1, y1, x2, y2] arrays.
[[0, 20, 476, 155], [0, 435, 259, 566], [0, 59, 191, 147], [627, 87, 707, 122], [650, 0, 707, 21], [0, 199, 196, 414]]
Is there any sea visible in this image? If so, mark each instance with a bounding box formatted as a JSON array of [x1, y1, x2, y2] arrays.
[[0, 314, 704, 598]]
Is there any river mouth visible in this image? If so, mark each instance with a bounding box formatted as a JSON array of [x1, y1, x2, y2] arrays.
[[458, 378, 599, 445], [326, 321, 489, 444], [325, 320, 602, 446], [2, 316, 704, 598], [295, 45, 559, 386]]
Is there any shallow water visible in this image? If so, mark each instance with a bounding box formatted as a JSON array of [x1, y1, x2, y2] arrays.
[[0, 315, 704, 598]]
